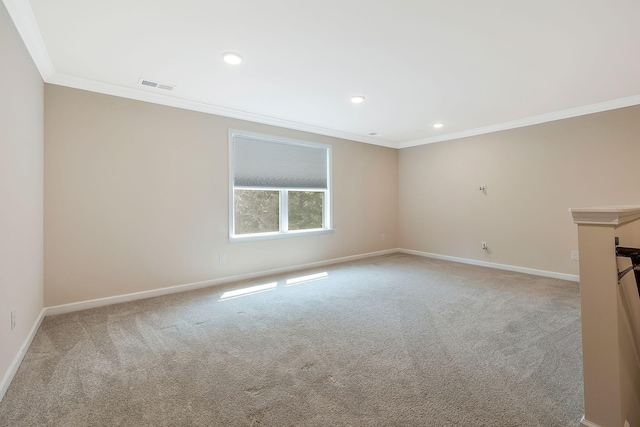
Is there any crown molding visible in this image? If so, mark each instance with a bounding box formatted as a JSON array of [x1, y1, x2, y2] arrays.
[[6, 0, 393, 148], [45, 70, 640, 151], [6, 0, 640, 150], [399, 94, 640, 149], [46, 73, 399, 149], [2, 0, 54, 80]]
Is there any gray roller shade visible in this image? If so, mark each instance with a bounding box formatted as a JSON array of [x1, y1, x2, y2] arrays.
[[233, 135, 328, 189]]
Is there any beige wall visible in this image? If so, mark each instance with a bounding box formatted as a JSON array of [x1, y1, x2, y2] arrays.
[[0, 2, 44, 390], [399, 105, 640, 276], [44, 85, 398, 306], [43, 85, 640, 305]]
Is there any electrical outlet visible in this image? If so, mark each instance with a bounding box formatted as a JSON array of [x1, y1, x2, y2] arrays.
[[219, 253, 226, 263], [381, 233, 385, 241], [571, 251, 579, 261], [482, 242, 488, 250], [11, 311, 16, 331]]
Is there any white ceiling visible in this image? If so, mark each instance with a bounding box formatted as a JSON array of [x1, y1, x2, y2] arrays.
[[6, 0, 640, 148]]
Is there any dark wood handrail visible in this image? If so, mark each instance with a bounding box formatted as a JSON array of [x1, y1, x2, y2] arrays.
[[615, 240, 640, 297]]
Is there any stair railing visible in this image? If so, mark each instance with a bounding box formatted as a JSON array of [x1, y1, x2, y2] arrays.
[[615, 237, 640, 297]]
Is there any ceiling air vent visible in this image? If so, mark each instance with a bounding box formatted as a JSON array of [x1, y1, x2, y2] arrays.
[[138, 78, 175, 91]]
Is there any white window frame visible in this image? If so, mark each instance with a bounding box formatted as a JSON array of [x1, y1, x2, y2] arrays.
[[229, 130, 333, 242]]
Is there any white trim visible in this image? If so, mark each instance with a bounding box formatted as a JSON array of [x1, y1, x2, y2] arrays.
[[399, 248, 580, 282], [228, 128, 334, 151], [2, 0, 55, 80], [580, 415, 603, 427], [228, 129, 333, 241], [228, 129, 235, 237], [0, 247, 580, 400], [399, 95, 640, 149], [44, 248, 581, 317], [47, 74, 397, 148], [5, 0, 640, 151], [44, 249, 399, 316], [47, 71, 640, 151], [571, 205, 640, 226], [229, 228, 333, 243], [281, 188, 289, 232], [0, 308, 45, 402]]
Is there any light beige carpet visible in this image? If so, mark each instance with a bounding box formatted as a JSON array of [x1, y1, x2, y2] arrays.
[[0, 254, 583, 426]]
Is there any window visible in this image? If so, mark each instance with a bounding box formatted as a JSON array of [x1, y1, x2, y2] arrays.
[[229, 130, 332, 240]]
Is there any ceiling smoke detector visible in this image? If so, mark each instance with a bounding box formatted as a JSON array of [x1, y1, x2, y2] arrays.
[[138, 78, 175, 91]]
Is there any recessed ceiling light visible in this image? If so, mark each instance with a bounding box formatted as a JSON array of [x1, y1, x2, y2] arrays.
[[222, 52, 243, 65], [433, 123, 444, 129], [351, 96, 365, 104]]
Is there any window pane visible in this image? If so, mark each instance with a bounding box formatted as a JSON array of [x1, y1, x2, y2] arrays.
[[288, 191, 323, 230], [234, 190, 279, 235]]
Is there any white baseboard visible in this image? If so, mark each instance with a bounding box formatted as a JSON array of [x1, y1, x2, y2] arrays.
[[0, 307, 45, 402], [45, 249, 400, 316], [2, 248, 577, 402], [46, 247, 580, 317], [580, 415, 602, 427], [398, 248, 580, 282]]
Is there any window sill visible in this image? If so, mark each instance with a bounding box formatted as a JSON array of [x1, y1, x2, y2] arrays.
[[229, 228, 333, 243]]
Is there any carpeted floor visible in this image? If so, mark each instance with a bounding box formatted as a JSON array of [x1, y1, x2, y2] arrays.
[[0, 254, 584, 426]]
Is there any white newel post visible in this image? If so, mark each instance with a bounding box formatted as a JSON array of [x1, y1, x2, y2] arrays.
[[571, 206, 640, 427]]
